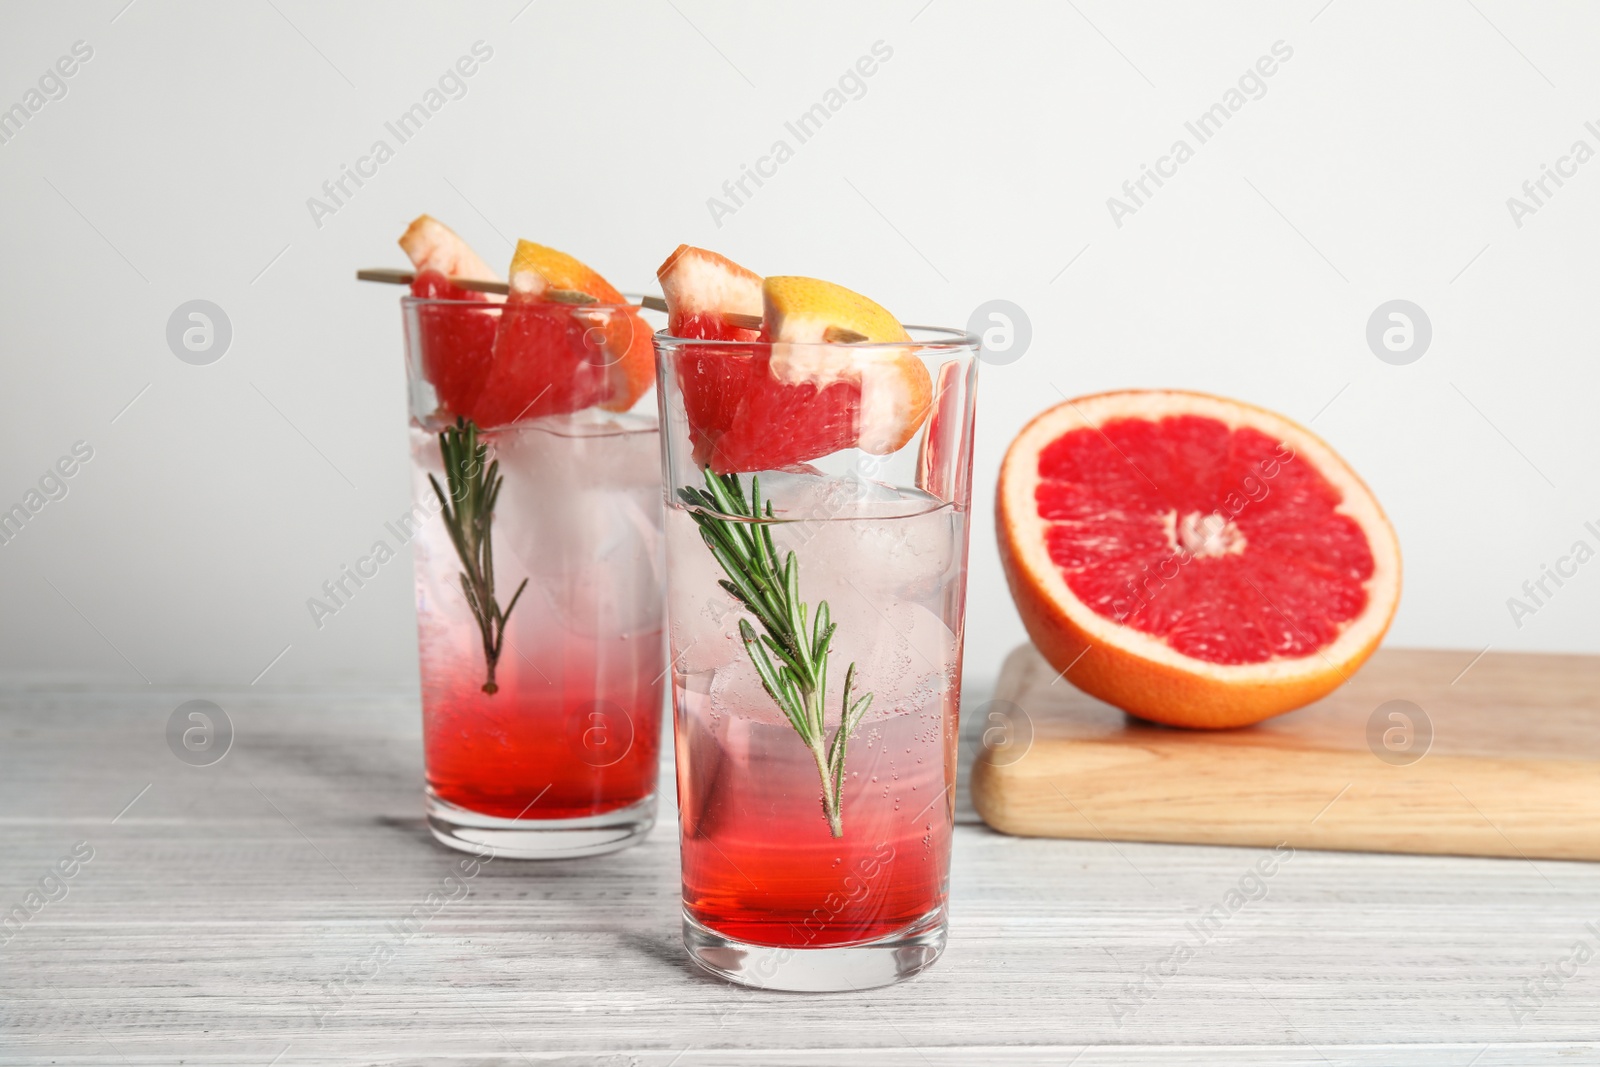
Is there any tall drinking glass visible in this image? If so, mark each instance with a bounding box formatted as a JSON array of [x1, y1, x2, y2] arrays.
[[655, 327, 979, 989], [401, 293, 666, 858]]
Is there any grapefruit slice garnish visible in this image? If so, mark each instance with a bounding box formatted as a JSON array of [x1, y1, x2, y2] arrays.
[[657, 244, 762, 341], [998, 390, 1401, 728], [656, 245, 763, 469], [399, 214, 501, 285], [763, 276, 931, 457], [657, 248, 932, 473], [505, 240, 626, 304], [470, 239, 654, 427], [398, 215, 502, 420]]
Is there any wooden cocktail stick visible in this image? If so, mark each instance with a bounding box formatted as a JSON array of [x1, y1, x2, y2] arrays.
[[358, 270, 775, 334], [356, 267, 509, 295], [358, 268, 663, 310]]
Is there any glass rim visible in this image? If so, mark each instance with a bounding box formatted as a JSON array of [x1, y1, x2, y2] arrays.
[[653, 323, 980, 351], [401, 291, 659, 313]]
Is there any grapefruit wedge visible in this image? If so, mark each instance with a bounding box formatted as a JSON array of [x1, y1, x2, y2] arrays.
[[400, 214, 500, 283], [657, 246, 932, 473], [657, 246, 764, 469], [658, 244, 762, 342], [399, 215, 502, 419], [998, 390, 1401, 728], [471, 240, 654, 428], [763, 276, 931, 459]]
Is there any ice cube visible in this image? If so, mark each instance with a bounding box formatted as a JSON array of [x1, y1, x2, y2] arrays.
[[494, 418, 665, 638], [776, 505, 958, 617], [668, 471, 960, 732], [705, 599, 956, 731], [665, 509, 749, 676], [709, 648, 792, 729], [835, 601, 957, 725]]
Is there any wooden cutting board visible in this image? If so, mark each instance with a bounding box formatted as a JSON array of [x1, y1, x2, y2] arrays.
[[969, 644, 1600, 861]]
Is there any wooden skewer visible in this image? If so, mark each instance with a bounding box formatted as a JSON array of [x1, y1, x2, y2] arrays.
[[357, 270, 763, 334], [356, 267, 510, 295], [357, 267, 668, 309]]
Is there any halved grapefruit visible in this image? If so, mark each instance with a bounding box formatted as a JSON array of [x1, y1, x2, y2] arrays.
[[471, 240, 655, 427], [997, 390, 1401, 729], [657, 246, 932, 472]]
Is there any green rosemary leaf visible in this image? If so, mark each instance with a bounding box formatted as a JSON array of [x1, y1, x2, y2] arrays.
[[703, 534, 783, 633], [703, 470, 743, 524], [500, 577, 529, 626], [783, 556, 806, 656], [827, 664, 873, 801], [758, 632, 809, 684], [846, 692, 873, 736], [693, 508, 757, 575], [815, 653, 830, 737], [482, 509, 496, 593], [742, 620, 806, 731], [428, 474, 471, 565], [814, 621, 836, 664], [428, 473, 453, 524], [459, 573, 485, 622], [760, 502, 779, 569]]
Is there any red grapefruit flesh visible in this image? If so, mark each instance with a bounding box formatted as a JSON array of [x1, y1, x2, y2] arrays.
[[471, 240, 653, 428], [998, 390, 1401, 728], [657, 248, 930, 473], [473, 302, 609, 426], [657, 245, 768, 469], [398, 216, 502, 420], [658, 244, 761, 342], [693, 363, 877, 474], [408, 270, 499, 419]]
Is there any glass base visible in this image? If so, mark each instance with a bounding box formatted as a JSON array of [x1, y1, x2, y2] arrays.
[[682, 905, 947, 991], [425, 790, 656, 859]]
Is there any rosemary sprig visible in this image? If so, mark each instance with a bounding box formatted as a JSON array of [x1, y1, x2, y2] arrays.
[[679, 470, 873, 838], [430, 418, 528, 694]]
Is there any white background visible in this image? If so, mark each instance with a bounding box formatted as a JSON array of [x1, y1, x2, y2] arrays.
[[1, 0, 1596, 691]]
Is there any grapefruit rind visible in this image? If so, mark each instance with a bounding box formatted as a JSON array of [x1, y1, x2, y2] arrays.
[[657, 244, 763, 339], [762, 276, 910, 345], [471, 240, 653, 425], [762, 276, 932, 457], [596, 307, 656, 413], [399, 215, 500, 286], [997, 389, 1401, 729], [508, 239, 626, 305]]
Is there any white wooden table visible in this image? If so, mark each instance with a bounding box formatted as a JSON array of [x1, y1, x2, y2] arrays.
[[3, 679, 1597, 1065]]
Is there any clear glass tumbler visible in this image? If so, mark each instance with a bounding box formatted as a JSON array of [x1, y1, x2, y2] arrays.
[[655, 326, 979, 989], [401, 292, 666, 858]]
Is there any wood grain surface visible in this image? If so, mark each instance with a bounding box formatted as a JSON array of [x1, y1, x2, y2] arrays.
[[971, 645, 1600, 861], [1, 677, 1597, 1065]]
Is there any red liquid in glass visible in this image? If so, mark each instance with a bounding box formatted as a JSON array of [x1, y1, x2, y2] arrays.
[[675, 689, 956, 947], [423, 640, 662, 820], [411, 420, 665, 823]]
